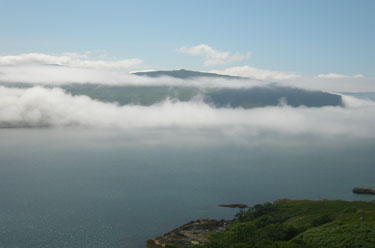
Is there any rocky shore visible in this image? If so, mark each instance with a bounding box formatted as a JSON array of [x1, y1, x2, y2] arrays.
[[146, 219, 231, 248], [352, 187, 375, 195]]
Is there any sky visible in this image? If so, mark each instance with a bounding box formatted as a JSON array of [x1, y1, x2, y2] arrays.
[[0, 0, 374, 77]]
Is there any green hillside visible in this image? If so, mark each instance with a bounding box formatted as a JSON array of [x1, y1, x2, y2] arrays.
[[194, 199, 375, 248]]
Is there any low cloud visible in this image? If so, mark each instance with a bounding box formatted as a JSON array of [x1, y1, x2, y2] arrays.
[[0, 64, 265, 88], [317, 73, 365, 79], [210, 66, 301, 81], [0, 86, 374, 138], [0, 64, 374, 93], [279, 76, 375, 93], [0, 53, 143, 69], [178, 44, 251, 66]]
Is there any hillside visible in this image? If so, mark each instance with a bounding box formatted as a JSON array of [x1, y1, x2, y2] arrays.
[[148, 199, 375, 248], [133, 69, 245, 79]]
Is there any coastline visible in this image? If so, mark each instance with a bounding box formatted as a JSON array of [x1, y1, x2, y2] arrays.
[[146, 197, 375, 248]]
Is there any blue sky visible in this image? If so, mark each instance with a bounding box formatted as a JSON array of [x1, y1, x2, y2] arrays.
[[1, 0, 374, 76]]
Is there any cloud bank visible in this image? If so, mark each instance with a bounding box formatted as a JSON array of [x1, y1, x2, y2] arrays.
[[279, 76, 375, 93], [0, 86, 374, 138], [178, 44, 251, 66], [210, 66, 301, 81], [0, 50, 374, 93], [0, 53, 143, 69], [0, 64, 266, 88], [317, 73, 365, 79], [0, 63, 374, 93]]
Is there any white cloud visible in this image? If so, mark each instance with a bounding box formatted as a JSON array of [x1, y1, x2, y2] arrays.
[[341, 94, 375, 108], [0, 86, 374, 138], [209, 67, 375, 92], [279, 75, 375, 93], [178, 44, 251, 66], [0, 53, 374, 93], [210, 66, 301, 81], [0, 53, 143, 69], [317, 73, 365, 79], [1, 64, 374, 92], [0, 64, 265, 88]]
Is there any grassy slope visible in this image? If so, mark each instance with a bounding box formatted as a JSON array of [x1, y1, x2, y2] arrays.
[[278, 200, 375, 247], [194, 199, 375, 248]]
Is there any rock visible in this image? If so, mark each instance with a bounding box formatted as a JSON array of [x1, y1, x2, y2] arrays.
[[352, 187, 375, 195], [218, 204, 248, 209], [146, 219, 232, 248]]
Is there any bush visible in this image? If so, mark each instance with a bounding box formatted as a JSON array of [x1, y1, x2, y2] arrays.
[[255, 215, 289, 228], [235, 202, 278, 222], [227, 222, 257, 243], [311, 214, 333, 227], [342, 207, 357, 214], [258, 223, 299, 241]]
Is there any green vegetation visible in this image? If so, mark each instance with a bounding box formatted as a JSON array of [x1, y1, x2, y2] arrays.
[[194, 199, 375, 248]]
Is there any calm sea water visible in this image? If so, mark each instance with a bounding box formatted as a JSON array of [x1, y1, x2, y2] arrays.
[[0, 129, 373, 247]]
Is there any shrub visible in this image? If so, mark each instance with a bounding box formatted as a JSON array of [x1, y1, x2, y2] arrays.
[[311, 214, 333, 227], [235, 202, 278, 222]]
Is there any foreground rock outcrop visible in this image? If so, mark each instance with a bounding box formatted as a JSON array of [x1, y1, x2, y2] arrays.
[[146, 219, 231, 248]]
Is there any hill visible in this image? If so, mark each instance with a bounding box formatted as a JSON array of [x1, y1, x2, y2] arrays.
[[148, 199, 375, 248], [133, 69, 245, 79], [60, 84, 343, 108]]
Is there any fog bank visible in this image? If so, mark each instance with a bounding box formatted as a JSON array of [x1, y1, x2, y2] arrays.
[[0, 86, 374, 138]]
